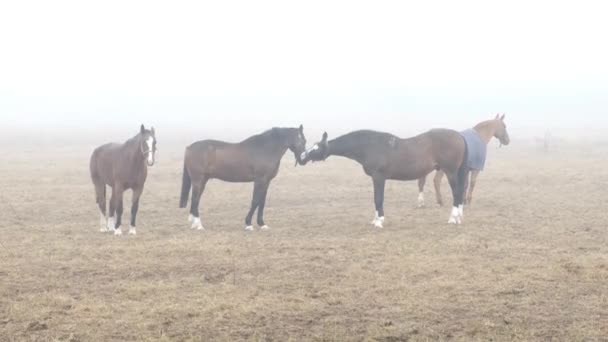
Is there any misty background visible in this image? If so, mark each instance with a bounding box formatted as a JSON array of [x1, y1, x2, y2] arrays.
[[1, 1, 607, 145]]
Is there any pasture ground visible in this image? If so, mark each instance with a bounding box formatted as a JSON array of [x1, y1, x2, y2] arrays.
[[1, 138, 607, 341]]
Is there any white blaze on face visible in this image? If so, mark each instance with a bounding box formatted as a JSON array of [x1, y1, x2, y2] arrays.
[[301, 144, 319, 160], [146, 137, 154, 164]]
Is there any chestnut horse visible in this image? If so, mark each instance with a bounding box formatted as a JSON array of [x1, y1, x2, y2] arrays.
[[301, 128, 468, 227], [417, 114, 510, 207], [180, 126, 307, 231], [90, 125, 157, 236]]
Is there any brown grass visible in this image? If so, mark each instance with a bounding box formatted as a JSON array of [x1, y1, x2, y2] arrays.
[[1, 141, 607, 341]]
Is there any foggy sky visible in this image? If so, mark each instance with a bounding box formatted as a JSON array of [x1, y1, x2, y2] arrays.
[[1, 1, 607, 140]]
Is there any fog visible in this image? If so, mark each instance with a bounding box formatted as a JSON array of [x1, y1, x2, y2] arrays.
[[2, 1, 607, 144]]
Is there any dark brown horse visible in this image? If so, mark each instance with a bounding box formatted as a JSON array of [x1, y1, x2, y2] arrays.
[[90, 125, 157, 236], [301, 129, 468, 227], [416, 114, 510, 207], [180, 126, 307, 231]]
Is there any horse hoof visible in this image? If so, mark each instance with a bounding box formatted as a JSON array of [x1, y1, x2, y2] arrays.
[[128, 227, 137, 235], [260, 225, 270, 231], [448, 217, 462, 225], [372, 219, 384, 229], [190, 217, 203, 230], [114, 229, 123, 236], [417, 194, 425, 208], [245, 225, 254, 231]]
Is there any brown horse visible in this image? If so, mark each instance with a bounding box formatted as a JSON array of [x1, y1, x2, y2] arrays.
[[301, 128, 469, 227], [416, 114, 510, 207], [90, 125, 157, 236], [179, 126, 307, 231]]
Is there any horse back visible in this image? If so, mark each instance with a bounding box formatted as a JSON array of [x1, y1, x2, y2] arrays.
[[90, 142, 147, 188], [90, 143, 120, 184], [185, 140, 257, 182], [426, 129, 466, 170]]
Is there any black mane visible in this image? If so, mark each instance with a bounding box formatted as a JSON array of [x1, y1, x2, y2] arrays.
[[240, 127, 294, 146], [328, 130, 398, 157]]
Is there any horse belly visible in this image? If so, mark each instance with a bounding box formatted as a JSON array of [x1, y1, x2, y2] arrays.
[[388, 155, 435, 181], [208, 158, 255, 182]]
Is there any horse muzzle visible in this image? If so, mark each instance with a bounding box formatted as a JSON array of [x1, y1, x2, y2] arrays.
[[147, 153, 156, 166]]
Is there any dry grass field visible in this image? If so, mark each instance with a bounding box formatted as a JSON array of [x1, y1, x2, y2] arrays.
[[1, 137, 608, 341]]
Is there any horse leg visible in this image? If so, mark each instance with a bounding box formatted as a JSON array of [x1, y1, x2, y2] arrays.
[[113, 186, 125, 236], [245, 180, 264, 231], [371, 177, 385, 228], [129, 187, 143, 235], [445, 172, 462, 225], [434, 170, 445, 207], [466, 170, 479, 205], [107, 186, 117, 232], [417, 176, 426, 208], [94, 182, 108, 232], [189, 178, 207, 230], [256, 182, 271, 230]]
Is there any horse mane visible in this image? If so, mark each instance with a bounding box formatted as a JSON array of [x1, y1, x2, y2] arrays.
[[240, 127, 292, 145], [473, 120, 496, 131], [123, 131, 144, 147], [333, 130, 398, 144], [328, 130, 398, 157]]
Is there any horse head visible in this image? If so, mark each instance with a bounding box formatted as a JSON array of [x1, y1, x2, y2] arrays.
[[493, 114, 510, 146], [287, 125, 307, 166], [300, 131, 329, 164], [140, 124, 157, 166]]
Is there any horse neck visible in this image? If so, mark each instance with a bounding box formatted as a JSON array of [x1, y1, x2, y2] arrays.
[[327, 136, 359, 160], [249, 134, 290, 160], [123, 135, 147, 166], [473, 121, 497, 144]]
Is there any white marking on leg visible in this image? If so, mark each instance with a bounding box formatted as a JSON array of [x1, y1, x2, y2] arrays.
[[458, 204, 464, 219], [245, 225, 254, 231], [128, 225, 137, 235], [114, 226, 123, 236], [371, 211, 379, 224], [106, 216, 115, 231], [260, 225, 270, 231], [99, 213, 108, 232], [191, 217, 204, 230], [188, 214, 194, 224], [417, 192, 425, 207], [448, 206, 460, 224], [371, 212, 384, 228]]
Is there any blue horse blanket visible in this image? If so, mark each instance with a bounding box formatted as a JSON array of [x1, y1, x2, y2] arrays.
[[460, 129, 486, 170]]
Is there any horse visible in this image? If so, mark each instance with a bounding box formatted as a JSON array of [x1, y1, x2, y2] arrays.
[[90, 124, 157, 236], [416, 114, 510, 207], [179, 125, 307, 231], [301, 128, 469, 227]]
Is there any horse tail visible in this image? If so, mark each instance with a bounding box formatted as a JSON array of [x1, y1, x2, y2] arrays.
[[457, 140, 469, 205], [179, 159, 191, 208]]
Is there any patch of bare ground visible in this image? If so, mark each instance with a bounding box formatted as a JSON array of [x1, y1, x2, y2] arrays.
[[1, 142, 607, 341]]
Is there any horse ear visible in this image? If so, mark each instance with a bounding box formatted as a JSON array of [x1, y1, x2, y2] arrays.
[[151, 126, 155, 136], [140, 124, 145, 134], [500, 114, 506, 121], [322, 132, 328, 142], [299, 124, 303, 133], [495, 113, 499, 120]]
